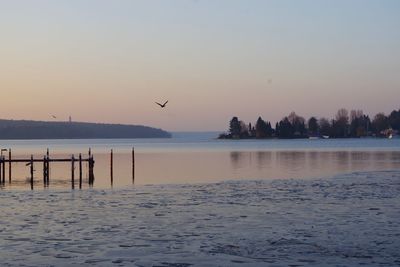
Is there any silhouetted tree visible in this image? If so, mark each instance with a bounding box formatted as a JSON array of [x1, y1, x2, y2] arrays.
[[287, 112, 306, 137], [319, 118, 331, 137], [229, 117, 241, 139], [220, 108, 400, 139], [255, 117, 273, 138], [248, 122, 256, 137], [389, 109, 400, 130], [277, 117, 294, 138], [333, 108, 349, 138], [240, 120, 250, 138], [349, 110, 370, 137], [372, 113, 389, 136], [275, 122, 280, 137], [255, 117, 267, 138], [308, 117, 319, 136]]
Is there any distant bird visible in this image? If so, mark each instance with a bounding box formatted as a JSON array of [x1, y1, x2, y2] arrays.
[[155, 100, 168, 108]]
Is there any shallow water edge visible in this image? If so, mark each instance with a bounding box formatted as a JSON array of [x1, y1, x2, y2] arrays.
[[1, 170, 399, 266]]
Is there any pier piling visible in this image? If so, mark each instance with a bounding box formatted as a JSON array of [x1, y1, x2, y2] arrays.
[[30, 155, 34, 189], [88, 155, 94, 186], [0, 148, 99, 189], [8, 149, 11, 182], [132, 147, 135, 184], [110, 149, 113, 185], [43, 156, 46, 185], [79, 153, 82, 189], [0, 157, 3, 183], [46, 149, 50, 184], [71, 155, 75, 189], [2, 156, 5, 183]]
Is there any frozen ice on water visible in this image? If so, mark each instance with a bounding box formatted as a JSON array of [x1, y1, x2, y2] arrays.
[[0, 170, 400, 266]]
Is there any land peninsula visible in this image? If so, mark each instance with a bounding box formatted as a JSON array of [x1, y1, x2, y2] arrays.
[[219, 108, 400, 139], [0, 119, 171, 139]]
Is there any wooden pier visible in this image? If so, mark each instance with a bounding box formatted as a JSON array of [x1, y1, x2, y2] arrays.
[[0, 147, 136, 189], [0, 148, 95, 189]]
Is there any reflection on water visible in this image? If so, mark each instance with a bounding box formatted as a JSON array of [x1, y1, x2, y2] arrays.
[[1, 149, 400, 190], [230, 150, 400, 180]]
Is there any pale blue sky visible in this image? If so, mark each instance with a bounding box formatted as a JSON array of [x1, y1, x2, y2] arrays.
[[1, 0, 399, 131]]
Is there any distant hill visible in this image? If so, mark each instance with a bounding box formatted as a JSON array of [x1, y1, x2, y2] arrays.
[[0, 119, 171, 139]]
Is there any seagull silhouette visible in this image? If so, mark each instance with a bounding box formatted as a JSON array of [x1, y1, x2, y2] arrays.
[[155, 100, 168, 108]]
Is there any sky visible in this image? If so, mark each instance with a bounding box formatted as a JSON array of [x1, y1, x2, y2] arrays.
[[0, 0, 399, 131]]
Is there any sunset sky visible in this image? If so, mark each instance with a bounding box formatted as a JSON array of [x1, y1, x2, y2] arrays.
[[1, 0, 399, 131]]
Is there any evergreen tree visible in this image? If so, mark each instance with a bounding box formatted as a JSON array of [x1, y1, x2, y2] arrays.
[[277, 117, 294, 138], [255, 117, 268, 138], [239, 120, 249, 138], [319, 118, 331, 136], [229, 117, 241, 138], [389, 109, 400, 130], [275, 122, 280, 137], [308, 117, 319, 136]]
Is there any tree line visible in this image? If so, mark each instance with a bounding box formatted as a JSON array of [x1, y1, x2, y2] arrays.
[[0, 119, 171, 139], [219, 108, 400, 139]]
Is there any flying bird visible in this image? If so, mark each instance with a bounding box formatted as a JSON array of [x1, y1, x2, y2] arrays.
[[155, 100, 168, 108]]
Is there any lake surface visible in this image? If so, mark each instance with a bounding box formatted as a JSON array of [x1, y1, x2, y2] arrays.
[[1, 132, 400, 189], [1, 171, 400, 266], [1, 134, 400, 266]]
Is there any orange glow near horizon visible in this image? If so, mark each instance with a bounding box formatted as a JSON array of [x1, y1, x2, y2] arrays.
[[1, 1, 399, 131]]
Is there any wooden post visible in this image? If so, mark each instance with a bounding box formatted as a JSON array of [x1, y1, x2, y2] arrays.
[[8, 149, 11, 182], [92, 156, 95, 184], [45, 155, 49, 185], [88, 148, 92, 183], [71, 155, 75, 189], [88, 155, 94, 186], [132, 147, 135, 184], [30, 155, 34, 189], [110, 149, 113, 185], [0, 156, 3, 183], [88, 156, 91, 185], [79, 153, 82, 189], [2, 155, 5, 183], [88, 157, 90, 185], [91, 156, 95, 185], [46, 149, 50, 184], [43, 156, 46, 185]]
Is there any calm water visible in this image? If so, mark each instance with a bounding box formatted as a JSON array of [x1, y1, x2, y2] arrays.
[[1, 132, 400, 189]]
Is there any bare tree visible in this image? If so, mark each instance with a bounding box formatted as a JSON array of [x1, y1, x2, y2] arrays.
[[336, 108, 349, 124], [350, 109, 363, 123]]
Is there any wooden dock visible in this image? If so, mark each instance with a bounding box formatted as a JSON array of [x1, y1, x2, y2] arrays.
[[0, 149, 95, 189], [0, 147, 135, 189]]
